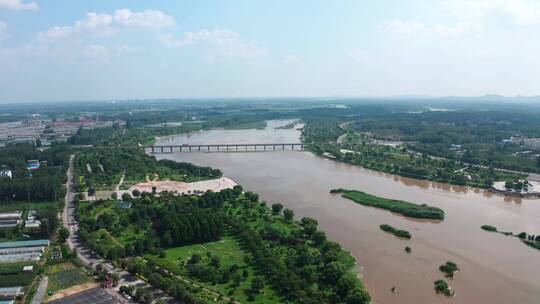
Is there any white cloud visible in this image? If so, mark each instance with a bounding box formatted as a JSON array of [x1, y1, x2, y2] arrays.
[[114, 9, 175, 29], [447, 0, 540, 26], [0, 21, 7, 41], [40, 26, 72, 39], [161, 29, 268, 59], [0, 0, 38, 11], [283, 54, 304, 65], [39, 9, 174, 40], [348, 48, 368, 63], [379, 19, 483, 38], [113, 44, 144, 53]]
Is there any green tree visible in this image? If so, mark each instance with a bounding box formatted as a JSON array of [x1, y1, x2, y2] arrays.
[[58, 226, 70, 242], [336, 276, 356, 298], [324, 261, 347, 283], [210, 256, 221, 268], [271, 203, 283, 215], [251, 277, 265, 293], [283, 208, 294, 221], [189, 253, 201, 264], [345, 289, 371, 304]]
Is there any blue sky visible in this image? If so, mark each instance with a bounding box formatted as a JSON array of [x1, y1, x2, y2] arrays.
[[1, 0, 540, 102]]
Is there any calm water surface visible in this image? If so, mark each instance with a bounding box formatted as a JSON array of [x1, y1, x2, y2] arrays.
[[156, 120, 540, 304]]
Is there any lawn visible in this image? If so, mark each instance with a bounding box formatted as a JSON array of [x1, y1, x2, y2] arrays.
[[46, 262, 91, 292], [146, 234, 283, 303]]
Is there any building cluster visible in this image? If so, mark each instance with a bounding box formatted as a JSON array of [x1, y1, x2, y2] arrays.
[[0, 240, 49, 303], [501, 136, 540, 149], [0, 118, 124, 147], [0, 210, 41, 230]]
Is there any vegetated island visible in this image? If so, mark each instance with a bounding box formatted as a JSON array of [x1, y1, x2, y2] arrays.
[[331, 189, 445, 220], [481, 225, 540, 251], [379, 224, 411, 239]]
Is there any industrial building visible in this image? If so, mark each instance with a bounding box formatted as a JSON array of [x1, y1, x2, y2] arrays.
[[0, 239, 49, 263]]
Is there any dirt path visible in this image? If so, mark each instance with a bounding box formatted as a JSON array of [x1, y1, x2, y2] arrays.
[[115, 174, 125, 198]]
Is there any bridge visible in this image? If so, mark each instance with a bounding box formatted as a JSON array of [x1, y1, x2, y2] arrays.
[[148, 143, 304, 153]]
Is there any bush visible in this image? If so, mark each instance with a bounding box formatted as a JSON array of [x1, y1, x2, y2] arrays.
[[481, 225, 497, 232]]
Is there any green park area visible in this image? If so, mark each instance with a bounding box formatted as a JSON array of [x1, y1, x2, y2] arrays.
[[146, 234, 282, 303], [77, 187, 371, 303]]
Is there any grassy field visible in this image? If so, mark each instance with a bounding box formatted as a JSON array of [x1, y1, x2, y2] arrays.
[[332, 189, 445, 220], [146, 234, 282, 303], [46, 262, 91, 292], [0, 201, 59, 212], [0, 263, 37, 287]]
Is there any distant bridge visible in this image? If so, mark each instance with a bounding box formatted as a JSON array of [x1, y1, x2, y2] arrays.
[[148, 143, 304, 153]]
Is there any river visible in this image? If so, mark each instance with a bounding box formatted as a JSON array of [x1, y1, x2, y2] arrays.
[[155, 120, 540, 304]]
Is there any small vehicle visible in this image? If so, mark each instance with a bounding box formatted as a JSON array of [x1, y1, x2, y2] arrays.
[[122, 293, 132, 300]]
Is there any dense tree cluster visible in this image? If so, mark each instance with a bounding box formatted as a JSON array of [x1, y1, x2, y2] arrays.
[[77, 192, 226, 260], [226, 209, 370, 304], [75, 147, 221, 191], [0, 144, 70, 202], [351, 111, 540, 173]]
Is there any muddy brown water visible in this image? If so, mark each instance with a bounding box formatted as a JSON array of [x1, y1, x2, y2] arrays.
[[155, 120, 540, 304]]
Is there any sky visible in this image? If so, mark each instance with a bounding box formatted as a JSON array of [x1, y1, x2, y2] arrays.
[[1, 0, 540, 103]]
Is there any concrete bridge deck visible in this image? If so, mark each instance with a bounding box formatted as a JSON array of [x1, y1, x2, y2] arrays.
[[148, 143, 304, 153]]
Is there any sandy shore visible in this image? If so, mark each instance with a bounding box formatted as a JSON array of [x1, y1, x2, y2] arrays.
[[128, 177, 237, 195]]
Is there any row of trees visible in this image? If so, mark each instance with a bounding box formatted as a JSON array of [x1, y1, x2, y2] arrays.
[[125, 258, 208, 304]]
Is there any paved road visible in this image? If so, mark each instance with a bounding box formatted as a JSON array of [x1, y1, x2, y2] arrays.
[[31, 276, 48, 304], [62, 155, 178, 304]]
